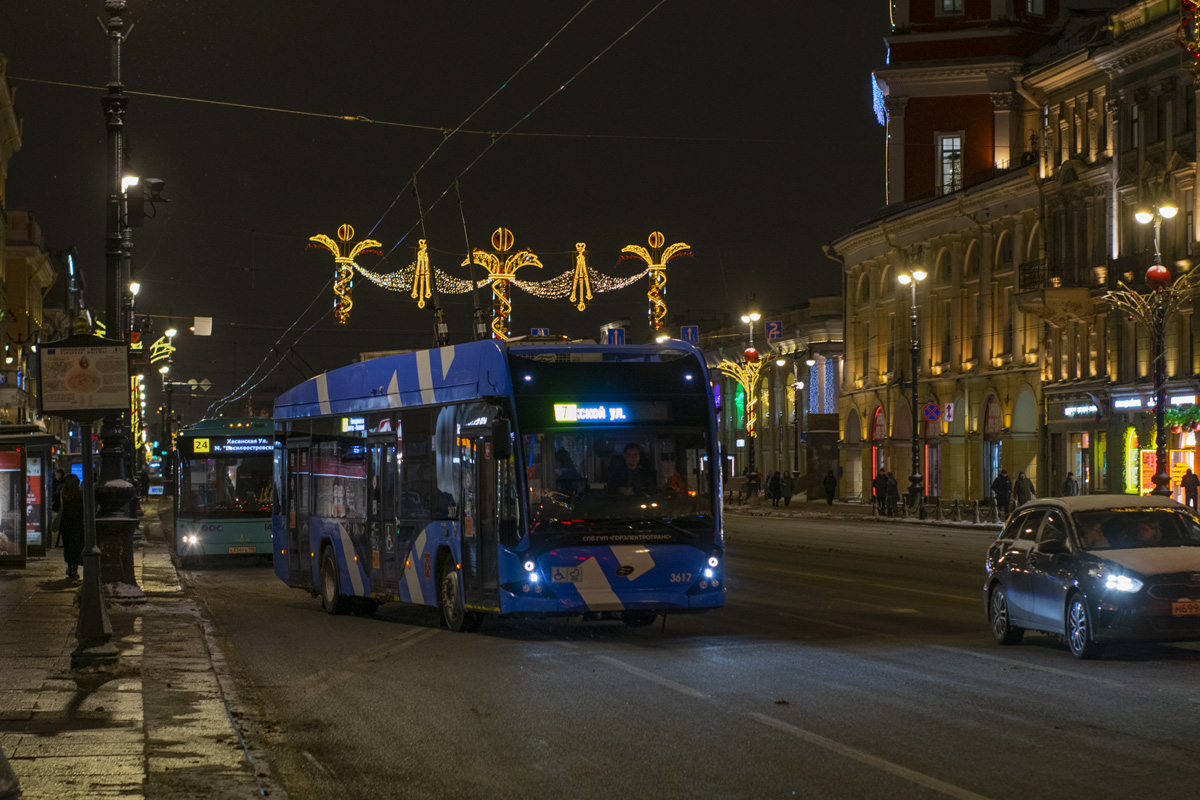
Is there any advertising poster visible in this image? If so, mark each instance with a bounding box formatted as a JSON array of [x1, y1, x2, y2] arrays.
[[40, 339, 129, 415], [26, 456, 42, 549]]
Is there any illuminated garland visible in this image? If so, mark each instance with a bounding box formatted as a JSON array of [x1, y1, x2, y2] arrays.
[[716, 358, 765, 437], [463, 228, 544, 340], [621, 232, 691, 330], [1180, 1, 1200, 67], [310, 224, 383, 324]]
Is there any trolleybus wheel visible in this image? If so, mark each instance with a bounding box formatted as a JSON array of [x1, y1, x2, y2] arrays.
[[439, 556, 483, 632], [321, 548, 349, 615]]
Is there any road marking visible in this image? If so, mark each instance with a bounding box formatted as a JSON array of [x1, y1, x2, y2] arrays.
[[302, 749, 336, 780], [792, 570, 856, 583], [748, 713, 993, 800], [868, 582, 977, 602], [893, 608, 918, 613], [779, 612, 895, 638], [594, 655, 709, 699], [925, 645, 1125, 686]]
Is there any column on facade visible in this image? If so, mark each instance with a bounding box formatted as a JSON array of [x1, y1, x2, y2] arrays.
[[1161, 76, 1177, 156], [951, 239, 964, 368], [991, 92, 1018, 170], [885, 96, 908, 206], [979, 225, 995, 365]]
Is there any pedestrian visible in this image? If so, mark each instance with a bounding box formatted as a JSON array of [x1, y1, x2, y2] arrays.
[[1014, 471, 1036, 507], [767, 471, 782, 507], [991, 469, 1012, 517], [823, 470, 838, 506], [139, 465, 150, 500], [872, 470, 889, 515], [780, 472, 794, 507], [1062, 471, 1080, 496], [1183, 468, 1200, 509], [886, 471, 900, 516], [51, 467, 65, 548], [58, 474, 85, 582]]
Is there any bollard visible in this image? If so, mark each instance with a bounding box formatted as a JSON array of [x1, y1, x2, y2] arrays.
[[973, 500, 981, 524], [935, 498, 944, 520], [0, 744, 19, 800]]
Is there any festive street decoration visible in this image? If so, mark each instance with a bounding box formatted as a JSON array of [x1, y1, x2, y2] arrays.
[[715, 356, 765, 437], [1180, 1, 1200, 68], [621, 232, 691, 330], [570, 243, 592, 311], [462, 228, 544, 340], [309, 224, 383, 324]]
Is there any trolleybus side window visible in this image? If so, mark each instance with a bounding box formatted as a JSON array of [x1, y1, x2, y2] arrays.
[[433, 405, 461, 519], [399, 409, 432, 520]]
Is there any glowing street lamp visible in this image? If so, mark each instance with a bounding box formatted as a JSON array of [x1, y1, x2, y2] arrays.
[[898, 262, 928, 515]]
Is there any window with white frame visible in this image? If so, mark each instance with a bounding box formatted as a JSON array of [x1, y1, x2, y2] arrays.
[[937, 132, 963, 195], [1026, 0, 1044, 15]]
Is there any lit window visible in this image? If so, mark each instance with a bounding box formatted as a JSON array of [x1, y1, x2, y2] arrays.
[[938, 133, 963, 195], [1026, 0, 1044, 15], [941, 0, 963, 12]]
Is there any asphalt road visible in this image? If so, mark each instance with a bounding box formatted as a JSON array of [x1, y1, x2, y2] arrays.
[[181, 515, 1200, 799]]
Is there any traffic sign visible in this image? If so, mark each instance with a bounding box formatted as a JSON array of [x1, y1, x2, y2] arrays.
[[765, 320, 783, 340], [923, 402, 941, 422], [606, 328, 626, 345], [530, 328, 550, 336], [680, 325, 699, 344]]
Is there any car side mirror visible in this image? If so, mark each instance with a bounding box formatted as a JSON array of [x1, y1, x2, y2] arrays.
[[1036, 539, 1067, 556]]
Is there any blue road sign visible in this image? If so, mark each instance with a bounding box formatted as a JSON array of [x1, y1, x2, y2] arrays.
[[531, 328, 550, 336], [680, 325, 699, 344], [606, 328, 626, 345], [765, 320, 783, 340]]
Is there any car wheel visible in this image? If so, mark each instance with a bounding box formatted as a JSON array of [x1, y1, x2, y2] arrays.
[[622, 611, 658, 628], [1066, 594, 1102, 659], [321, 548, 348, 615], [988, 583, 1024, 646]]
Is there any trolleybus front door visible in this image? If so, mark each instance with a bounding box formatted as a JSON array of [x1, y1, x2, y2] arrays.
[[286, 444, 313, 586], [368, 439, 402, 599], [462, 433, 500, 610]]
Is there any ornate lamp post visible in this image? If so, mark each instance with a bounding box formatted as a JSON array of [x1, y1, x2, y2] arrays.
[[1107, 190, 1190, 497], [715, 311, 766, 492], [897, 264, 928, 515]]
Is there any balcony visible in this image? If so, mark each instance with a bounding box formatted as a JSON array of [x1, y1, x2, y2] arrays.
[[1016, 258, 1097, 328]]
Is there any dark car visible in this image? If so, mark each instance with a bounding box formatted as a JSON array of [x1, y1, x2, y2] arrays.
[[984, 495, 1200, 658]]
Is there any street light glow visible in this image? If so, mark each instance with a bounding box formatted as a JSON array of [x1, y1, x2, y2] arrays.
[[121, 175, 140, 193], [165, 327, 178, 338], [912, 269, 928, 281], [1160, 203, 1179, 219], [129, 281, 141, 296], [1135, 209, 1154, 224]]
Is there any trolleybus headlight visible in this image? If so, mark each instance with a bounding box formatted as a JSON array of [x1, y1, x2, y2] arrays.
[[529, 573, 539, 583], [704, 568, 713, 579], [708, 556, 719, 568], [524, 560, 536, 572]]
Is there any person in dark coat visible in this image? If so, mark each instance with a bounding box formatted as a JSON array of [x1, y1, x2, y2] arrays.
[[1013, 471, 1036, 507], [607, 442, 657, 497], [1062, 471, 1080, 496], [58, 474, 85, 581], [991, 469, 1012, 516], [767, 471, 782, 507], [872, 470, 889, 514], [780, 472, 794, 507], [823, 470, 838, 505], [51, 467, 65, 548], [886, 471, 900, 516], [1183, 468, 1200, 509]]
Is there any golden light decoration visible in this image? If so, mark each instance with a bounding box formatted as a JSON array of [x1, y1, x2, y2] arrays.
[[570, 243, 593, 311], [621, 231, 691, 330], [1180, 1, 1200, 69], [463, 228, 544, 340], [716, 358, 765, 437], [411, 239, 433, 309], [309, 224, 383, 324], [148, 335, 175, 365]]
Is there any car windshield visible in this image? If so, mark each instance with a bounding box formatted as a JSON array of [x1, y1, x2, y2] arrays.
[[522, 428, 715, 527], [1072, 508, 1200, 550]]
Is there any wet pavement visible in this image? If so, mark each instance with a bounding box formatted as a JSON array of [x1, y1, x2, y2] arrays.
[[0, 500, 279, 799]]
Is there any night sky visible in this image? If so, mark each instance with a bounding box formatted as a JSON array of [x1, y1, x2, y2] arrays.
[[0, 1, 889, 422]]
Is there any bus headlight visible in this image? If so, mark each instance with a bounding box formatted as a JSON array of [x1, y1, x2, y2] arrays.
[[708, 556, 719, 568]]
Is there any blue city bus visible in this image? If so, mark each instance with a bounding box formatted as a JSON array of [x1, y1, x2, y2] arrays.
[[174, 418, 274, 566], [271, 339, 725, 630]]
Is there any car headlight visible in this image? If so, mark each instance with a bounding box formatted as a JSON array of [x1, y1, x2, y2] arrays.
[[1105, 573, 1143, 593]]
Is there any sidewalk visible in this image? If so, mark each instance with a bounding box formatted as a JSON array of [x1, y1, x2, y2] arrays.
[[724, 495, 1005, 530], [0, 501, 277, 800]]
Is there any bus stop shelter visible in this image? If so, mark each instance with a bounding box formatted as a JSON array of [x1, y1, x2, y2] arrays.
[[0, 427, 64, 565]]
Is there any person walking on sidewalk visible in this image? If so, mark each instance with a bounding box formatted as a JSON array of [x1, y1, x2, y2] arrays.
[[823, 470, 838, 505], [991, 469, 1012, 517], [872, 470, 889, 515], [58, 474, 85, 581], [1014, 471, 1036, 507], [1183, 468, 1200, 509], [767, 471, 782, 507], [780, 472, 794, 507], [51, 466, 65, 547], [1062, 471, 1080, 496], [886, 471, 900, 516]]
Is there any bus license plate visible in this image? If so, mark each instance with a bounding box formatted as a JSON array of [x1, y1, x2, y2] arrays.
[[551, 567, 583, 583], [228, 546, 257, 554], [1171, 601, 1200, 616]]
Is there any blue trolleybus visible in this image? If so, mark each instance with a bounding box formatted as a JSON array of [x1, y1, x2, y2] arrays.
[[271, 339, 725, 630], [174, 418, 274, 565]]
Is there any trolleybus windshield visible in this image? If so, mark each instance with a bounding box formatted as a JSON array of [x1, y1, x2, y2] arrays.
[[179, 445, 273, 518]]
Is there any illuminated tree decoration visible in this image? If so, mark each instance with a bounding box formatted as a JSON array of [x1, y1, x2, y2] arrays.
[[411, 239, 433, 308], [309, 223, 383, 324], [715, 358, 765, 437], [463, 228, 543, 340], [570, 243, 593, 311], [621, 231, 691, 330], [1179, 1, 1200, 68]]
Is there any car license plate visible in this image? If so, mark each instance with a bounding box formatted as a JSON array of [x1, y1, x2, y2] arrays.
[[551, 566, 583, 583], [228, 546, 256, 554], [1171, 600, 1200, 616]]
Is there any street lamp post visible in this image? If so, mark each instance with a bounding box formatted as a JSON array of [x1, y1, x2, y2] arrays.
[[897, 265, 928, 516], [740, 311, 761, 482], [1108, 192, 1184, 497]]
